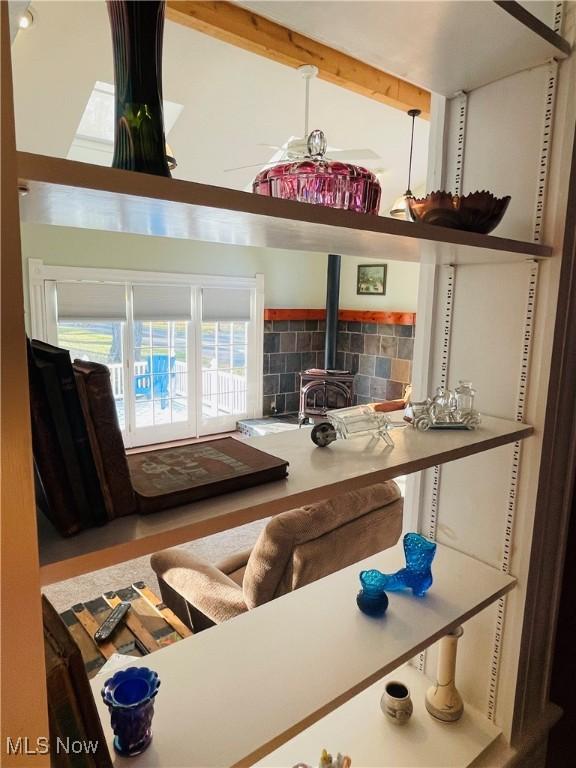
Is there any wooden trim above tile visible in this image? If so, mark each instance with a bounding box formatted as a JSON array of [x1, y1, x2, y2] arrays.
[[264, 309, 326, 321], [264, 308, 416, 325], [339, 310, 415, 325]]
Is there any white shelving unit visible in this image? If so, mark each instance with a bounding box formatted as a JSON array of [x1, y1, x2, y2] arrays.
[[38, 415, 532, 585], [90, 543, 515, 767], [258, 665, 501, 768], [238, 0, 571, 96], [2, 2, 574, 766], [17, 153, 551, 264]]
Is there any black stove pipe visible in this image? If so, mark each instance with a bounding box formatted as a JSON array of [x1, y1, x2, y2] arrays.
[[324, 254, 341, 370]]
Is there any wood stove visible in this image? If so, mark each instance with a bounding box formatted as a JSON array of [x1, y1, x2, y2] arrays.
[[298, 254, 354, 423], [298, 369, 354, 423]]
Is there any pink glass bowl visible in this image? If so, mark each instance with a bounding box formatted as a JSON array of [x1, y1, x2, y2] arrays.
[[407, 190, 511, 234], [252, 130, 381, 215]]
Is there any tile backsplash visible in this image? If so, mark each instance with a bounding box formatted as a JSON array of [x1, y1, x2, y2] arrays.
[[262, 317, 414, 415]]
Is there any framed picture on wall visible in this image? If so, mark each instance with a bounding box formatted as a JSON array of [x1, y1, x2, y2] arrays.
[[357, 264, 387, 295]]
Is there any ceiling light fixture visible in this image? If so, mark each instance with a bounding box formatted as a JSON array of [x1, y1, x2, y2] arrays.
[[18, 8, 34, 29], [389, 108, 421, 220]]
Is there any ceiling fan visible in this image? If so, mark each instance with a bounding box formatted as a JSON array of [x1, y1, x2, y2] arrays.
[[224, 65, 382, 173]]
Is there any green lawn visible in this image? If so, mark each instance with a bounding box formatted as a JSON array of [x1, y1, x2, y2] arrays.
[[57, 327, 114, 361], [58, 325, 187, 363]]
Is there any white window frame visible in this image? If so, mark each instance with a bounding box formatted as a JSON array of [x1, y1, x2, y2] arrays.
[[28, 259, 264, 446]]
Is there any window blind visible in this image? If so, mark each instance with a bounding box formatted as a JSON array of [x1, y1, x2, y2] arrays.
[[202, 287, 251, 322], [132, 285, 192, 321], [56, 282, 127, 321]]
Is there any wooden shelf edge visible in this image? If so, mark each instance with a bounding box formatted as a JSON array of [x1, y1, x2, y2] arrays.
[[38, 422, 534, 586], [18, 153, 553, 259]]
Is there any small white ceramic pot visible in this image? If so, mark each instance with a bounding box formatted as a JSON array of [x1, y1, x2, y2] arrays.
[[380, 681, 413, 726]]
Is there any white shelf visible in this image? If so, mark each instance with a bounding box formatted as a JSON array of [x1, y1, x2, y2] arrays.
[[258, 665, 501, 768], [238, 1, 571, 97], [18, 153, 552, 263], [38, 415, 532, 585], [90, 542, 515, 768]]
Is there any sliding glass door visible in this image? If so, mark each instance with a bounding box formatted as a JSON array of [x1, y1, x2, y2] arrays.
[[128, 284, 195, 446], [130, 319, 192, 444], [197, 285, 255, 435], [40, 268, 264, 448], [200, 320, 249, 434]]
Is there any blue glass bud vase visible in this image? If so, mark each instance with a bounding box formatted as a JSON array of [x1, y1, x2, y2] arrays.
[[101, 667, 160, 756], [359, 533, 437, 603], [356, 576, 389, 617]]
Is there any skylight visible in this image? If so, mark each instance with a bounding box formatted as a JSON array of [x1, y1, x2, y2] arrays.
[[68, 81, 183, 166]]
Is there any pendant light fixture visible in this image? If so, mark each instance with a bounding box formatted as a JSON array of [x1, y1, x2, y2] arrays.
[[165, 144, 177, 171], [390, 108, 421, 219]]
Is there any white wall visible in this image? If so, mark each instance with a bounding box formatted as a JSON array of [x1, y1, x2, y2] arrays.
[[10, 0, 429, 211], [13, 1, 422, 322], [339, 256, 419, 311], [20, 224, 419, 329]]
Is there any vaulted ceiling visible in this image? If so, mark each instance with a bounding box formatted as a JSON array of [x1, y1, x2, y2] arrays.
[[10, 0, 430, 212]]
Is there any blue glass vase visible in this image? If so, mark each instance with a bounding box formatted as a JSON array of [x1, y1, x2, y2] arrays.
[[356, 583, 389, 617], [101, 666, 160, 756], [360, 533, 437, 598]]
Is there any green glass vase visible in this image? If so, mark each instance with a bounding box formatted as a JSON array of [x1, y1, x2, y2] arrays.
[[107, 0, 171, 177]]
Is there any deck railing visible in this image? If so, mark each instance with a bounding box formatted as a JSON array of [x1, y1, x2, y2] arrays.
[[108, 362, 246, 414], [202, 369, 247, 415]]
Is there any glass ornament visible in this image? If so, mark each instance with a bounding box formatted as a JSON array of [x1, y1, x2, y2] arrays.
[[311, 405, 396, 447], [404, 382, 481, 430], [356, 583, 389, 617], [253, 130, 381, 214], [359, 533, 437, 598], [101, 666, 161, 756]]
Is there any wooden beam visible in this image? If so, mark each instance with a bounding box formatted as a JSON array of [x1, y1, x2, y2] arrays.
[[166, 1, 431, 118]]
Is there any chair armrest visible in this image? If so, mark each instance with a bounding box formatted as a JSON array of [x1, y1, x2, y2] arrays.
[[151, 549, 247, 625], [215, 547, 253, 577]]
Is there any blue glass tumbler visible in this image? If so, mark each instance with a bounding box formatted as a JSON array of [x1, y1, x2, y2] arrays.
[[101, 667, 160, 756]]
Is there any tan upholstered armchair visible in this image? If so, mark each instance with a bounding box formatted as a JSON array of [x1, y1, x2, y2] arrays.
[[151, 481, 403, 632]]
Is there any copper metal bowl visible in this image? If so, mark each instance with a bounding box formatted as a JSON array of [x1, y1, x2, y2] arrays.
[[407, 191, 511, 234]]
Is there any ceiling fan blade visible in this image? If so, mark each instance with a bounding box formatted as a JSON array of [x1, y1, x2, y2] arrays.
[[329, 148, 380, 161], [224, 161, 276, 172], [256, 143, 283, 150]]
